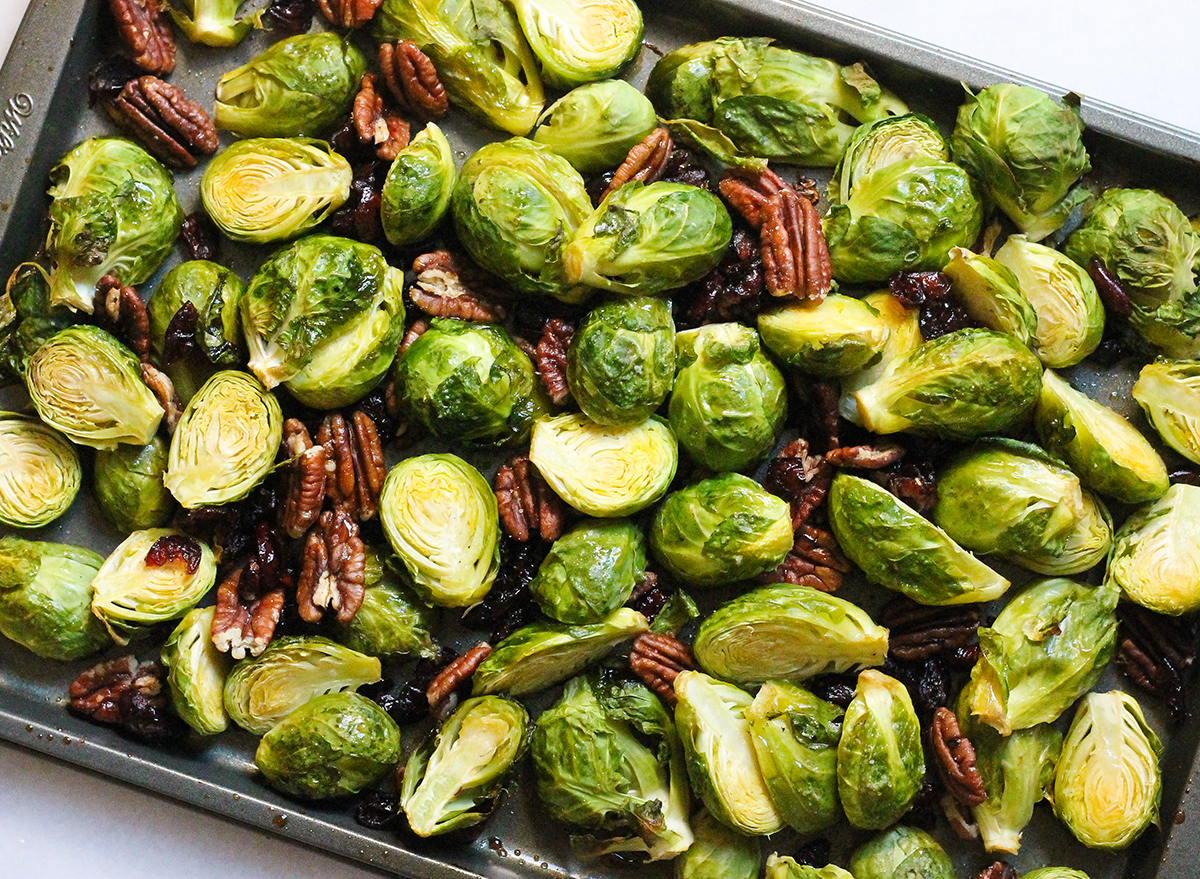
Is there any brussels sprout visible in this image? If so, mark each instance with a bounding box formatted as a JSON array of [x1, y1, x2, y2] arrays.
[[533, 81, 658, 174], [530, 519, 645, 624], [1052, 691, 1162, 850], [240, 234, 406, 408], [0, 536, 109, 660], [669, 323, 787, 472], [90, 528, 217, 645], [676, 810, 757, 879], [0, 263, 73, 386], [653, 589, 700, 637], [758, 294, 890, 378], [830, 113, 949, 205], [1107, 484, 1200, 615], [964, 578, 1117, 734], [532, 675, 692, 861], [161, 606, 231, 735], [0, 413, 80, 528], [746, 681, 842, 834], [215, 33, 367, 137], [1133, 358, 1200, 464], [27, 326, 163, 450], [1024, 870, 1091, 879], [829, 472, 1010, 605], [164, 371, 283, 509], [849, 826, 955, 879], [452, 138, 592, 302], [331, 549, 438, 658], [951, 84, 1091, 241], [166, 0, 252, 47], [1037, 369, 1168, 504], [530, 413, 678, 517], [567, 296, 675, 427], [472, 608, 648, 696], [944, 245, 1039, 348], [94, 437, 173, 532], [380, 123, 456, 247], [401, 695, 528, 835], [838, 290, 924, 424], [564, 182, 733, 297], [45, 138, 183, 313], [851, 327, 1043, 439], [224, 635, 382, 735], [256, 691, 400, 800], [394, 318, 547, 446], [650, 474, 792, 588], [510, 0, 641, 89], [376, 0, 543, 135], [1064, 188, 1200, 357], [764, 855, 853, 879]]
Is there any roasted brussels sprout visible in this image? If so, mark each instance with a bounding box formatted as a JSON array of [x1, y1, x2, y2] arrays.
[[1051, 691, 1162, 850], [0, 536, 109, 660], [838, 289, 923, 424], [0, 413, 80, 528], [1132, 358, 1200, 464], [256, 691, 400, 800], [166, 0, 252, 47], [94, 437, 173, 532], [1024, 871, 1092, 879], [215, 33, 367, 137], [331, 549, 438, 658], [830, 112, 948, 203], [161, 606, 231, 736], [0, 263, 73, 387], [380, 123, 456, 247], [379, 454, 499, 608], [757, 294, 891, 377], [944, 245, 1038, 348], [533, 80, 658, 174], [677, 809, 758, 879], [401, 695, 528, 835], [510, 0, 641, 89], [849, 825, 955, 879], [764, 855, 853, 879], [224, 635, 382, 735], [530, 519, 645, 624], [1107, 484, 1200, 615]]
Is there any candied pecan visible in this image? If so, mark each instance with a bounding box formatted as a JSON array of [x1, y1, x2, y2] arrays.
[[825, 442, 905, 470], [318, 410, 386, 523], [976, 863, 1018, 879], [260, 0, 316, 34], [941, 790, 979, 840], [69, 655, 182, 744], [212, 567, 286, 659], [180, 211, 219, 262], [210, 520, 290, 658], [930, 707, 987, 806], [1088, 257, 1134, 317], [682, 226, 765, 326], [426, 642, 493, 708], [316, 0, 381, 27], [399, 318, 430, 356], [379, 41, 449, 120], [410, 250, 509, 322], [330, 161, 387, 243], [1117, 602, 1196, 725], [461, 538, 541, 641], [109, 0, 175, 75], [760, 187, 831, 302], [104, 76, 218, 170], [279, 419, 328, 539], [599, 128, 673, 202], [139, 362, 181, 430], [297, 510, 366, 624], [763, 437, 832, 530], [536, 318, 574, 406], [759, 524, 851, 592], [352, 74, 410, 161], [94, 275, 150, 360], [718, 167, 788, 230], [630, 632, 695, 707], [880, 596, 982, 662], [144, 535, 202, 574], [494, 453, 566, 542]]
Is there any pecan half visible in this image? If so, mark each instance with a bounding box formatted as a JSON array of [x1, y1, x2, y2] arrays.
[[825, 442, 906, 470], [630, 632, 695, 707], [718, 167, 787, 230], [315, 0, 381, 27], [212, 567, 286, 659], [297, 510, 366, 624], [495, 453, 566, 542], [68, 655, 182, 743], [1117, 602, 1196, 725], [110, 0, 175, 75], [599, 128, 674, 202], [880, 596, 982, 664], [399, 318, 430, 356], [104, 76, 218, 170], [930, 707, 987, 806], [426, 642, 493, 709], [758, 523, 851, 592], [410, 250, 508, 322], [536, 318, 574, 406], [279, 419, 328, 539], [353, 74, 410, 161], [763, 437, 832, 530], [318, 410, 386, 523], [976, 863, 1018, 879], [379, 41, 449, 120], [210, 521, 290, 658], [140, 362, 181, 431], [94, 275, 150, 360]]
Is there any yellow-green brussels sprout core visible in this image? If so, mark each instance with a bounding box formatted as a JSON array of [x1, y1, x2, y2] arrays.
[[1107, 483, 1200, 615], [758, 294, 890, 378], [838, 289, 923, 424], [380, 123, 456, 247], [1051, 691, 1162, 850], [165, 370, 283, 509], [94, 437, 173, 533], [1133, 358, 1200, 465], [533, 80, 658, 174], [201, 138, 352, 243], [379, 454, 499, 607], [0, 413, 80, 528], [529, 518, 646, 623], [510, 0, 642, 89], [849, 825, 955, 879], [944, 246, 1039, 348], [166, 0, 252, 47], [161, 606, 231, 736], [678, 809, 759, 879], [530, 413, 678, 517], [1023, 870, 1092, 879]]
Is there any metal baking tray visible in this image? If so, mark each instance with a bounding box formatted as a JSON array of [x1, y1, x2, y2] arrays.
[[1, 1, 1199, 878]]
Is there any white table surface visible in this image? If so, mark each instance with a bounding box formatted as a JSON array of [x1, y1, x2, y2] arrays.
[[1, 2, 1198, 878]]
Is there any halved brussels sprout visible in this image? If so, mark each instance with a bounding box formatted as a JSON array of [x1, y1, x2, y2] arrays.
[[27, 326, 163, 449], [839, 289, 924, 424], [830, 113, 948, 205], [1132, 358, 1200, 464], [215, 33, 367, 137], [944, 245, 1038, 348], [401, 695, 528, 835], [161, 606, 231, 735], [94, 437, 173, 533], [849, 826, 955, 879], [0, 413, 80, 528], [380, 123, 456, 247], [166, 0, 252, 47], [257, 691, 400, 800], [1051, 691, 1162, 850], [757, 294, 890, 378], [530, 519, 645, 624], [0, 536, 109, 660], [650, 474, 792, 588], [533, 80, 658, 174], [0, 263, 73, 387], [332, 549, 439, 658], [764, 855, 852, 879], [1024, 871, 1092, 879], [530, 413, 678, 517], [201, 138, 352, 243], [510, 0, 641, 89], [1107, 484, 1200, 615], [829, 472, 1010, 605], [90, 529, 217, 645], [223, 635, 381, 735], [678, 809, 758, 879]]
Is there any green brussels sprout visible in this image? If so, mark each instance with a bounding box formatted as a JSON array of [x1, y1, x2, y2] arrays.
[[944, 245, 1039, 348], [530, 519, 645, 623], [994, 235, 1104, 367], [1024, 870, 1091, 879], [1133, 358, 1200, 464], [0, 413, 80, 528], [694, 584, 887, 684], [256, 691, 400, 800], [851, 327, 1043, 439], [746, 681, 841, 834], [652, 589, 700, 637], [829, 472, 1010, 605], [838, 289, 924, 424], [1064, 188, 1200, 357], [1051, 691, 1162, 850], [676, 810, 757, 879], [532, 674, 692, 861], [1037, 369, 1168, 504], [472, 608, 648, 696], [563, 182, 733, 297], [401, 695, 528, 835], [45, 138, 183, 313], [90, 528, 217, 645], [161, 606, 231, 736], [567, 296, 676, 427], [215, 33, 367, 137], [379, 454, 499, 607], [764, 855, 853, 879], [164, 371, 283, 509], [509, 0, 641, 89], [240, 234, 406, 408], [964, 578, 1117, 734], [830, 113, 949, 205], [94, 437, 173, 532], [380, 123, 456, 247], [452, 138, 592, 302], [0, 536, 109, 660], [951, 84, 1091, 241], [849, 826, 955, 879], [376, 0, 544, 135], [0, 263, 73, 387], [757, 294, 891, 378], [530, 413, 678, 517], [201, 138, 351, 244], [166, 0, 252, 47], [1107, 483, 1200, 615], [27, 326, 164, 450], [669, 323, 787, 472], [650, 474, 792, 588], [331, 549, 438, 658], [533, 80, 658, 174], [394, 318, 547, 446], [224, 635, 382, 735]]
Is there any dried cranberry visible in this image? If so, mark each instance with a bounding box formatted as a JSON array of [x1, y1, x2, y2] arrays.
[[807, 673, 856, 708], [883, 655, 949, 718], [918, 299, 978, 340], [678, 226, 765, 327], [180, 210, 219, 261], [87, 56, 142, 107], [259, 0, 315, 34], [790, 838, 832, 868], [144, 534, 202, 574], [888, 270, 952, 307], [355, 790, 403, 830], [330, 162, 387, 244], [659, 147, 712, 191], [1087, 257, 1134, 317]]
